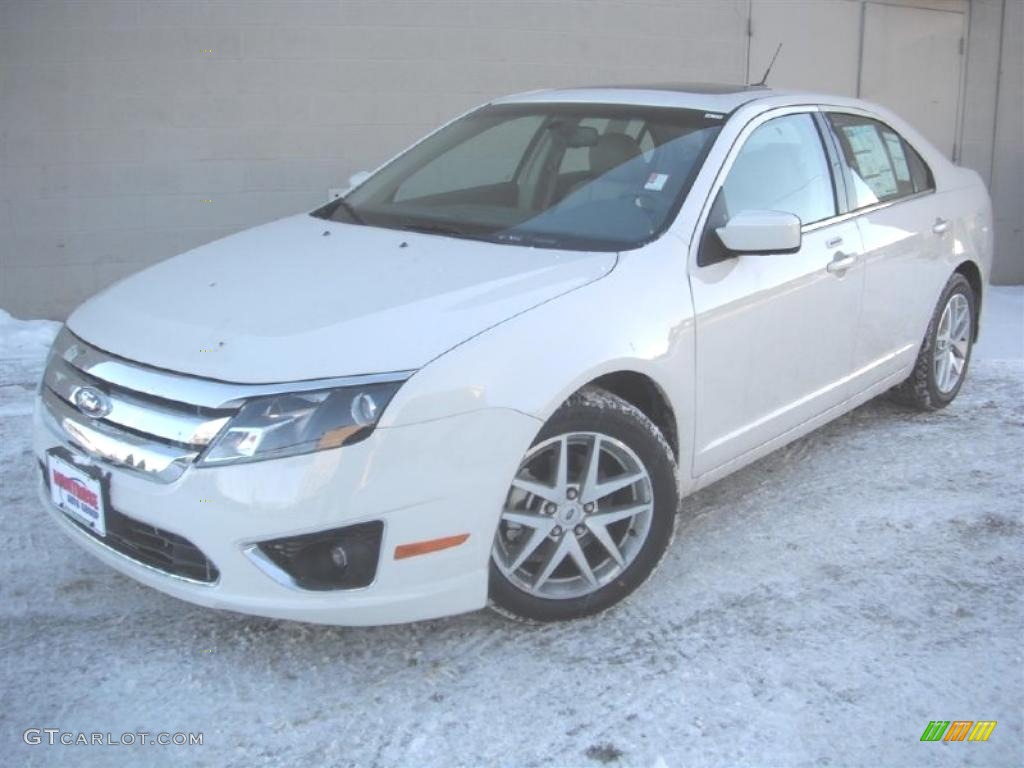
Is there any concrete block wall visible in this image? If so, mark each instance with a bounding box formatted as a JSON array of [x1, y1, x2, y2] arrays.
[[0, 0, 749, 318], [0, 0, 1019, 319]]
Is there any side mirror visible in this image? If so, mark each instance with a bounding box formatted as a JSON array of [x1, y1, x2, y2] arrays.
[[716, 210, 802, 255]]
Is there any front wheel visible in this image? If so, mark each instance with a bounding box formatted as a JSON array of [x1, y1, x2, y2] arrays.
[[891, 272, 976, 411], [489, 387, 678, 622]]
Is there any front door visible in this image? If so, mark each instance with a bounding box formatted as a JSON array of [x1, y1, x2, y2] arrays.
[[689, 110, 865, 476]]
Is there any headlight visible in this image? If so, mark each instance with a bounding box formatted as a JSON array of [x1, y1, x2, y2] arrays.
[[39, 325, 71, 393], [198, 382, 403, 466]]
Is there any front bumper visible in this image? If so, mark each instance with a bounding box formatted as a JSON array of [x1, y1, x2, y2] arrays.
[[34, 403, 540, 626]]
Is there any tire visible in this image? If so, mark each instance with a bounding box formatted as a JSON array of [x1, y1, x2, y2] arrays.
[[488, 386, 679, 622], [891, 272, 976, 411]]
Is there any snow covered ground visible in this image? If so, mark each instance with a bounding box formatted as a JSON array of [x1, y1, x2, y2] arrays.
[[1, 292, 1021, 768]]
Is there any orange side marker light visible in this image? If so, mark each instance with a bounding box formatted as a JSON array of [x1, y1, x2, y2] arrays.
[[394, 534, 470, 560]]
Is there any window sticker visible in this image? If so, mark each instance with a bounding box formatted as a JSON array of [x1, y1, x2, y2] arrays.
[[842, 125, 897, 200], [883, 131, 911, 182], [644, 172, 669, 191]]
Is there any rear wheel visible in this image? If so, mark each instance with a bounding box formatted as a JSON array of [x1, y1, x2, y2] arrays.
[[891, 273, 975, 410], [489, 387, 678, 622]]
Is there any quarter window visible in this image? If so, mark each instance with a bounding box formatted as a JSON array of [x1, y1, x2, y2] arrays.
[[827, 113, 934, 209], [904, 137, 935, 194], [720, 113, 837, 226]]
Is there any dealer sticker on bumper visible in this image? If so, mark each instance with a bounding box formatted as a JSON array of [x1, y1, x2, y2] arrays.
[[47, 452, 106, 537]]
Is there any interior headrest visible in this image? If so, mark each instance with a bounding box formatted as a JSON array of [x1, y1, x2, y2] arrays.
[[588, 133, 642, 177]]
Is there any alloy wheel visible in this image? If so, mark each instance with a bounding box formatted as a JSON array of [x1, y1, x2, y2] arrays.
[[492, 432, 654, 600], [933, 292, 971, 394]]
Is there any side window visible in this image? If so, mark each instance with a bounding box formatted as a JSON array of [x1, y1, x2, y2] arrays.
[[624, 119, 655, 156], [395, 115, 543, 201], [698, 113, 836, 266], [720, 113, 837, 225], [636, 127, 655, 157], [827, 113, 931, 209], [903, 138, 935, 194]]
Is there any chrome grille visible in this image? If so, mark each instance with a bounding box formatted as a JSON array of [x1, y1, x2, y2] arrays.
[[45, 357, 231, 445], [39, 329, 238, 483]]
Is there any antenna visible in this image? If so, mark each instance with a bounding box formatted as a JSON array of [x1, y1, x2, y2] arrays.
[[755, 43, 783, 86]]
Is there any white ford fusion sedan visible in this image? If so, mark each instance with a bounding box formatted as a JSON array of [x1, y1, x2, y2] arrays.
[[35, 84, 991, 625]]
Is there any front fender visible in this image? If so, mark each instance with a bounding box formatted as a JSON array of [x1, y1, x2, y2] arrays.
[[381, 234, 696, 477]]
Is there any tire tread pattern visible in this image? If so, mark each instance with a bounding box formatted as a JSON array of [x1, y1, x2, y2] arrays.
[[890, 273, 975, 411]]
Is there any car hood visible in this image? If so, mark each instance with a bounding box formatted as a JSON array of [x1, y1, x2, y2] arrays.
[[67, 214, 617, 383]]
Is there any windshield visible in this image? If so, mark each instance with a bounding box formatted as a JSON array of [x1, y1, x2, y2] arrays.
[[312, 103, 724, 251]]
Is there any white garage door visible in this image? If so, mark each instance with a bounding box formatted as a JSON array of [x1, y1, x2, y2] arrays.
[[748, 0, 862, 95], [859, 3, 966, 159]]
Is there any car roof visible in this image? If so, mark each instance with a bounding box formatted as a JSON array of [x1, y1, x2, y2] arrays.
[[492, 83, 787, 113], [487, 84, 951, 174]]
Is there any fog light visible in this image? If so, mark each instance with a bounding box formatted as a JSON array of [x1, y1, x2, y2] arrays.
[[256, 521, 383, 590], [329, 543, 348, 569]]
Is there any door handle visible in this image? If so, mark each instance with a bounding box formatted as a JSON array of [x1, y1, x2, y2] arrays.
[[933, 218, 950, 235], [826, 252, 857, 274], [825, 236, 843, 248]]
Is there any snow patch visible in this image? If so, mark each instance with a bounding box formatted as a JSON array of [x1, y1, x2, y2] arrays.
[[0, 309, 61, 360], [975, 285, 1024, 361], [0, 295, 1021, 767]]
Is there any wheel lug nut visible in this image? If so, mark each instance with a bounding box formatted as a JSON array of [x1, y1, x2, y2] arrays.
[[574, 525, 586, 536], [566, 488, 578, 500], [544, 502, 556, 515], [552, 526, 563, 536], [584, 502, 595, 513]]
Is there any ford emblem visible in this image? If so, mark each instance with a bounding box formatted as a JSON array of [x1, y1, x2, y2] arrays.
[[72, 386, 112, 419]]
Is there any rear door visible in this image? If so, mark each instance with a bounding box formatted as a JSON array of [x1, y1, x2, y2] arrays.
[[688, 109, 866, 476], [823, 111, 951, 385]]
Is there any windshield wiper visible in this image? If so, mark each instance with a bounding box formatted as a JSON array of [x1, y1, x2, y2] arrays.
[[398, 222, 490, 241]]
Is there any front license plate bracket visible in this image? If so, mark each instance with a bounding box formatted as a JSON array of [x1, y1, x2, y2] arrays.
[[46, 446, 110, 538]]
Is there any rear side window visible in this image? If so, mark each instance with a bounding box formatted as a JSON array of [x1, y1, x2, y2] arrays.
[[827, 113, 933, 209]]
